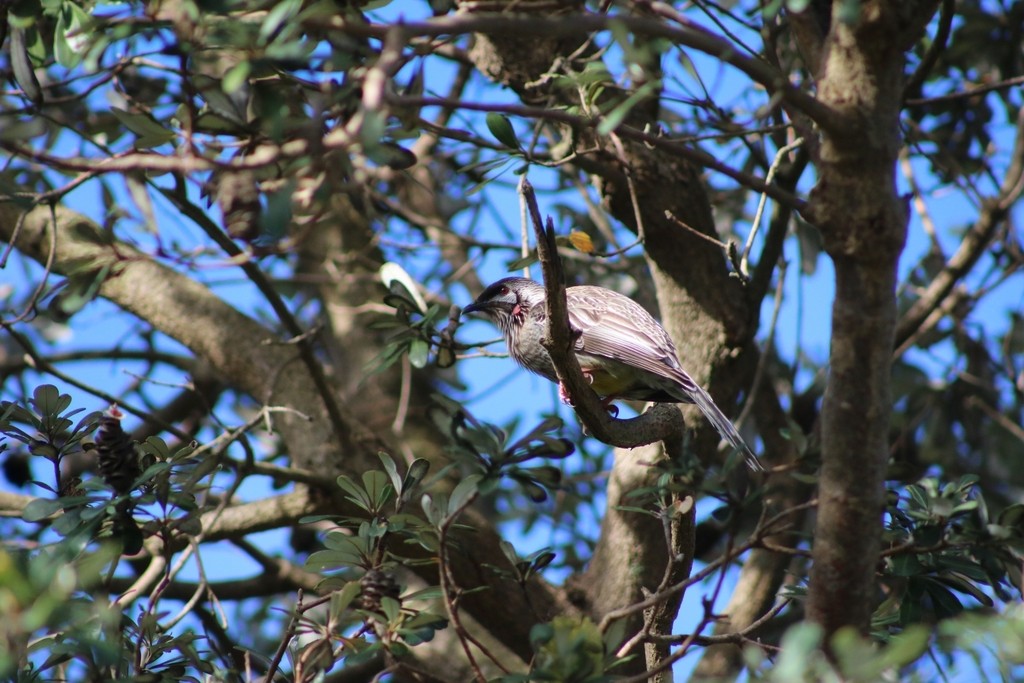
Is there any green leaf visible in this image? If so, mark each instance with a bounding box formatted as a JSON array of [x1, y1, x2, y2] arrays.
[[398, 611, 448, 645], [139, 436, 173, 461], [0, 116, 47, 142], [379, 596, 402, 623], [530, 622, 555, 649], [500, 540, 519, 567], [408, 339, 429, 369], [259, 0, 302, 43], [402, 585, 443, 602], [314, 535, 371, 568], [519, 478, 548, 503], [485, 112, 520, 149], [889, 553, 924, 577], [597, 81, 657, 136], [923, 579, 964, 618], [336, 475, 371, 512], [522, 466, 561, 488], [22, 497, 64, 522], [54, 2, 91, 69], [53, 9, 75, 69], [361, 470, 392, 512], [222, 61, 251, 95], [420, 493, 445, 527], [402, 459, 430, 503], [110, 108, 175, 148], [298, 515, 338, 525], [379, 262, 428, 315], [366, 141, 418, 170], [934, 573, 994, 606], [10, 26, 43, 105], [506, 250, 539, 272], [307, 549, 364, 572], [50, 266, 112, 321], [330, 581, 362, 617], [32, 385, 62, 417], [998, 504, 1024, 529], [876, 625, 930, 669], [603, 615, 628, 654], [257, 181, 294, 243], [447, 474, 481, 518], [378, 451, 403, 501], [531, 551, 556, 573], [775, 623, 824, 680]]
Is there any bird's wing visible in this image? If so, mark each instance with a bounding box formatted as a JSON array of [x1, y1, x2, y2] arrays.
[[566, 287, 761, 470], [565, 286, 690, 385]]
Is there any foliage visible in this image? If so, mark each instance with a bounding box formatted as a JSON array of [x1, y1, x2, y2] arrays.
[[1, 0, 1023, 681]]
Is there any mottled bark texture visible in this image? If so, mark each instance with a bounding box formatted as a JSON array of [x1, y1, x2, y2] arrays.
[[800, 0, 939, 636]]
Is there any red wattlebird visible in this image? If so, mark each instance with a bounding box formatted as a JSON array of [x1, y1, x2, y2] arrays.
[[463, 277, 761, 471]]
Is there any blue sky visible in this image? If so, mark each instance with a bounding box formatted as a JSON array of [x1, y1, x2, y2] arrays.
[[2, 3, 1023, 680]]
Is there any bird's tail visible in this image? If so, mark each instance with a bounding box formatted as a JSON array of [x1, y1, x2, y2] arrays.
[[670, 373, 762, 472]]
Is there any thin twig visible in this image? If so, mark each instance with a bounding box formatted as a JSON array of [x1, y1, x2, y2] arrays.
[[651, 597, 790, 646], [608, 131, 647, 245], [114, 553, 168, 606], [265, 590, 304, 683], [0, 203, 57, 326], [615, 491, 694, 659], [391, 353, 412, 434], [519, 180, 531, 279], [905, 74, 1024, 107], [598, 498, 815, 632], [735, 259, 787, 432], [899, 147, 943, 258], [664, 211, 730, 250], [396, 95, 806, 210], [6, 328, 194, 442], [740, 137, 804, 278], [330, 12, 837, 128], [157, 185, 354, 457], [437, 493, 494, 681]]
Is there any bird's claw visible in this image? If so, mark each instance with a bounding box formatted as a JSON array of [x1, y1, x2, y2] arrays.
[[559, 371, 596, 406], [558, 382, 574, 406], [558, 382, 619, 418]]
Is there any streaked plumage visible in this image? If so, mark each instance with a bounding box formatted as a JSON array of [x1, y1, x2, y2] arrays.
[[464, 277, 761, 471]]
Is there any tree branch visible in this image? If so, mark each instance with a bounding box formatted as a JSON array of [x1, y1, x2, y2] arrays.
[[894, 107, 1024, 352], [521, 177, 685, 447], [337, 11, 838, 130]]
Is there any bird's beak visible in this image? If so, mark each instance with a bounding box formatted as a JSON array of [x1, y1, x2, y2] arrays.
[[461, 301, 485, 316]]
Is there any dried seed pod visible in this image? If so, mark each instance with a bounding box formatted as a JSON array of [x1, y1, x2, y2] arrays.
[[358, 568, 401, 612], [95, 409, 140, 495]]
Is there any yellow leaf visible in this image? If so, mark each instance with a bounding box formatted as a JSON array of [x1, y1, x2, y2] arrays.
[[568, 231, 594, 253]]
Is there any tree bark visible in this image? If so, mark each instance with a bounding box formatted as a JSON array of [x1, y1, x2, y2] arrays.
[[802, 0, 938, 637], [0, 201, 570, 666]]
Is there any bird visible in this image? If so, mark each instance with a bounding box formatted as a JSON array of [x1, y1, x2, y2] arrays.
[[463, 277, 761, 471]]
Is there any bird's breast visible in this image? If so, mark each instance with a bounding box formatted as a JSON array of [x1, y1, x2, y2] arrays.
[[575, 354, 638, 397]]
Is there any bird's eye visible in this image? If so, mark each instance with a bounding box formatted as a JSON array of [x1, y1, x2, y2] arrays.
[[498, 286, 509, 295]]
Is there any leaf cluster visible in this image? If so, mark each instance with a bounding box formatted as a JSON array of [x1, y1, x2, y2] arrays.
[[878, 475, 1024, 629], [429, 394, 575, 503], [302, 451, 449, 667]]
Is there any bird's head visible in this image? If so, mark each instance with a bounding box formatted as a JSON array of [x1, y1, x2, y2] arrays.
[[462, 277, 545, 332]]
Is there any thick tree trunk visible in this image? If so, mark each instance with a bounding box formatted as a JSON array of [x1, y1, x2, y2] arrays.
[[802, 0, 938, 636]]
